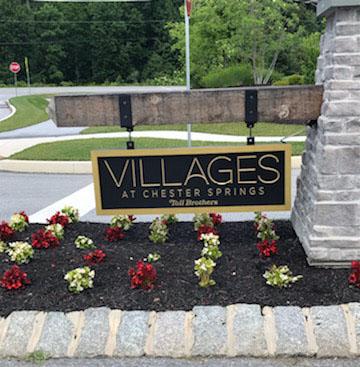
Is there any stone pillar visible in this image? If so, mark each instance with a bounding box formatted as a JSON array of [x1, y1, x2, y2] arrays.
[[291, 1, 360, 266]]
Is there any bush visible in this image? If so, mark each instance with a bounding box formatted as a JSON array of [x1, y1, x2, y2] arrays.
[[273, 74, 305, 86], [200, 64, 253, 88]]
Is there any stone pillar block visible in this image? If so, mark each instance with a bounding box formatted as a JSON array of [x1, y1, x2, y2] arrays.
[[292, 2, 360, 266]]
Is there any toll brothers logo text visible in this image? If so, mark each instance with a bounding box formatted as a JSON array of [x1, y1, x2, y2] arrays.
[[92, 145, 291, 215]]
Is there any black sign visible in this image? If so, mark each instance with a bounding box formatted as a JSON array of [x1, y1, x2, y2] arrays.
[[91, 145, 291, 215]]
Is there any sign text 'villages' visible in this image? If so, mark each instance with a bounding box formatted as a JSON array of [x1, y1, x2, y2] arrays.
[[91, 145, 291, 215]]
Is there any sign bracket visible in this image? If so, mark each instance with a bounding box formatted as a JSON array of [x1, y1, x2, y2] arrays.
[[119, 94, 135, 150], [245, 90, 258, 146]]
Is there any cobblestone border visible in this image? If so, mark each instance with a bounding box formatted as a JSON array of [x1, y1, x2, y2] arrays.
[[1, 303, 360, 359]]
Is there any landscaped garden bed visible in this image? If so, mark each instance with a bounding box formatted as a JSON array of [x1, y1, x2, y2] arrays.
[[0, 210, 359, 318]]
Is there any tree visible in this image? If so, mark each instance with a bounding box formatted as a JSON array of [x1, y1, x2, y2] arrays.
[[169, 0, 318, 85]]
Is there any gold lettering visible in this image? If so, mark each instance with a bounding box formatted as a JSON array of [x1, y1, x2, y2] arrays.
[[208, 188, 214, 197], [194, 188, 201, 197], [131, 159, 137, 187], [121, 190, 129, 199], [225, 188, 231, 196], [161, 159, 182, 187], [130, 190, 136, 198], [258, 155, 281, 184], [259, 186, 265, 195], [249, 187, 256, 196], [184, 158, 210, 185], [207, 156, 233, 185], [237, 155, 257, 184], [143, 190, 150, 199], [139, 159, 160, 187], [104, 160, 129, 188]]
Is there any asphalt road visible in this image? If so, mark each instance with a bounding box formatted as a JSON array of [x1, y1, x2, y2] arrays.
[[0, 169, 300, 223], [0, 358, 360, 367]]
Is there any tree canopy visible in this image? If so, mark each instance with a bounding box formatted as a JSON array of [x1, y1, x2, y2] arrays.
[[0, 0, 322, 86]]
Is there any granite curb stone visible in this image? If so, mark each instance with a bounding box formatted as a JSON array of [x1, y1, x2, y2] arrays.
[[115, 311, 149, 357], [152, 311, 188, 357], [310, 306, 350, 357], [230, 304, 267, 357], [274, 306, 309, 356], [0, 305, 358, 359], [0, 311, 38, 358], [36, 312, 75, 358], [75, 307, 110, 358], [192, 306, 227, 357]]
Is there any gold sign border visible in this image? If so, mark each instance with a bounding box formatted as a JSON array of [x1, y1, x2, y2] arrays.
[[91, 144, 292, 215]]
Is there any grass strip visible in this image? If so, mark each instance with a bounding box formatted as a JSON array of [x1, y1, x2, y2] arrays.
[[0, 95, 49, 133], [81, 122, 306, 137], [10, 138, 304, 161]]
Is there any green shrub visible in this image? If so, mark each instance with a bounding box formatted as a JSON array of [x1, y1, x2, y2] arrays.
[[200, 64, 253, 88], [273, 74, 305, 86]]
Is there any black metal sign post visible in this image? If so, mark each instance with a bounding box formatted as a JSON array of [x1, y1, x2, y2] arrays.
[[245, 90, 258, 146], [119, 95, 135, 150], [91, 144, 291, 215]]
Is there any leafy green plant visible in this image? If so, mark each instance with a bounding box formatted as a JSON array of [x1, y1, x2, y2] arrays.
[[147, 252, 161, 263], [193, 213, 213, 231], [0, 241, 6, 253], [110, 215, 135, 231], [273, 74, 305, 86], [61, 206, 80, 223], [149, 218, 168, 244], [194, 257, 216, 288], [254, 212, 279, 241], [200, 233, 222, 261], [45, 223, 64, 240], [7, 242, 34, 265], [74, 235, 95, 250], [263, 265, 303, 288], [9, 212, 29, 232], [64, 267, 95, 294], [160, 214, 178, 225], [200, 64, 253, 88], [26, 350, 50, 364]]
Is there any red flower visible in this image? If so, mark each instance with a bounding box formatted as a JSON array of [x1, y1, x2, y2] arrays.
[[210, 213, 222, 226], [0, 265, 31, 290], [129, 215, 136, 222], [197, 224, 218, 241], [83, 250, 106, 266], [0, 221, 15, 241], [256, 239, 278, 257], [128, 260, 157, 290], [47, 212, 69, 227], [19, 211, 29, 223], [31, 229, 60, 249], [349, 261, 360, 287], [349, 272, 358, 285], [105, 226, 125, 242]]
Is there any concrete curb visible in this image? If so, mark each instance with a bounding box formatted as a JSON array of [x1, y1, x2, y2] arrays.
[[0, 100, 16, 123], [0, 303, 359, 359], [0, 156, 302, 174]]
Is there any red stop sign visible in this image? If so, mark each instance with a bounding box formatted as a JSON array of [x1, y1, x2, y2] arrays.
[[9, 62, 21, 74]]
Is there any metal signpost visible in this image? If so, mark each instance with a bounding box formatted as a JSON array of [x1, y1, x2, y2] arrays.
[[185, 0, 192, 147], [9, 62, 21, 97]]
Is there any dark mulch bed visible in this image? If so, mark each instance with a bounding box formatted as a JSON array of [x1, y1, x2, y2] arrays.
[[0, 221, 358, 317]]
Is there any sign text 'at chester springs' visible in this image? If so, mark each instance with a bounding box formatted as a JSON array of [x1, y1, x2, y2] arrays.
[[92, 144, 291, 215]]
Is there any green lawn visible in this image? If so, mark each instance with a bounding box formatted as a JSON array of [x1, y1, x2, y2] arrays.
[[0, 95, 49, 133], [10, 138, 304, 161], [81, 122, 306, 137]]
